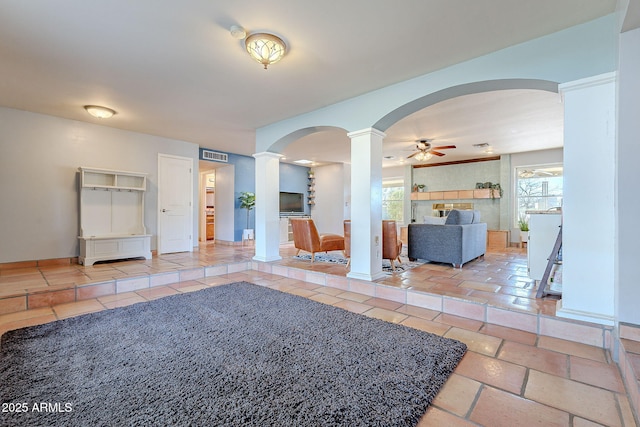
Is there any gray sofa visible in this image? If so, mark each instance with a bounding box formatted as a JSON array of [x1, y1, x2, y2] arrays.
[[408, 209, 487, 268]]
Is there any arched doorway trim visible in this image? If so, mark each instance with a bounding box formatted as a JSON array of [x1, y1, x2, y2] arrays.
[[266, 125, 348, 154], [373, 78, 559, 132]]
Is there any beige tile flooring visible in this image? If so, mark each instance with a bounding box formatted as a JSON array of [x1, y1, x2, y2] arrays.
[[0, 243, 638, 426], [0, 241, 556, 316]]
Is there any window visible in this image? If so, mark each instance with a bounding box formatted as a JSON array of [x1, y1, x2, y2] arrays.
[[515, 165, 563, 226], [382, 181, 404, 223]]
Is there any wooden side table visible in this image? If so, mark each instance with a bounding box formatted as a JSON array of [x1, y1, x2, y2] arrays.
[[487, 230, 509, 250]]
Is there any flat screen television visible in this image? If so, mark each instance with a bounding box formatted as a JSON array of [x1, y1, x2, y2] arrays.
[[280, 191, 304, 213]]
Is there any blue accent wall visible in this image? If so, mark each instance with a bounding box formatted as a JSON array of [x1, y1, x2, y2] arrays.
[[228, 153, 256, 241], [199, 148, 310, 241]]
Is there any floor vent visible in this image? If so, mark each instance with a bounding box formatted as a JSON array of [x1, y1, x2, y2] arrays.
[[202, 150, 228, 162]]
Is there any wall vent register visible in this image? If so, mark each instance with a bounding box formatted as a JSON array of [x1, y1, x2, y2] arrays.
[[202, 150, 228, 162]]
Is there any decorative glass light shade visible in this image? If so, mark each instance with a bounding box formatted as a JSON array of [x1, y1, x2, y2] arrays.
[[414, 151, 433, 162], [245, 33, 286, 69], [84, 105, 116, 119]]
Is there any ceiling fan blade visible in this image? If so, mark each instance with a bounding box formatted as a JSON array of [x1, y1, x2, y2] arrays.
[[430, 151, 446, 157], [406, 151, 419, 159], [432, 145, 456, 150]]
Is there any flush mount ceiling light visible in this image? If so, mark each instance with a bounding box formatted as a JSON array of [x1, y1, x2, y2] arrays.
[[244, 32, 287, 69], [84, 105, 116, 119]]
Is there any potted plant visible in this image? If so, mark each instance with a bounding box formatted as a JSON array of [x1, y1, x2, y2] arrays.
[[417, 184, 426, 192], [238, 191, 256, 240], [518, 215, 529, 244], [490, 183, 503, 199]]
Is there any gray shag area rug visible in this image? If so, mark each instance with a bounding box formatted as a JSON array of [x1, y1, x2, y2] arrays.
[[0, 282, 466, 427]]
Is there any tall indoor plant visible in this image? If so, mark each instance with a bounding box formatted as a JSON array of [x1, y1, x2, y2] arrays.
[[518, 215, 529, 245], [238, 192, 256, 236]]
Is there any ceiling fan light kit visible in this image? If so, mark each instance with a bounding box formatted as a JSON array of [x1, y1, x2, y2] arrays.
[[406, 138, 456, 161], [413, 151, 433, 161], [84, 105, 116, 119]]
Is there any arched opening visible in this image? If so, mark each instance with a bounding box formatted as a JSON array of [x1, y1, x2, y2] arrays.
[[374, 79, 558, 131]]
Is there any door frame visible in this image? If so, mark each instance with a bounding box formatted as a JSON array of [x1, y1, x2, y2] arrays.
[[199, 169, 216, 242]]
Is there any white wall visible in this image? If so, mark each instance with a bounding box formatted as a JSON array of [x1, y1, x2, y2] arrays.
[[212, 164, 235, 243], [382, 165, 405, 180], [312, 164, 347, 235], [617, 27, 640, 325], [510, 148, 564, 169], [343, 163, 351, 222], [558, 73, 616, 324], [0, 107, 199, 263]]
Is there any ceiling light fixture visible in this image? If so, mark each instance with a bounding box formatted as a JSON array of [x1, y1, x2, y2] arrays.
[[245, 32, 286, 69], [413, 151, 433, 162], [84, 105, 116, 119]]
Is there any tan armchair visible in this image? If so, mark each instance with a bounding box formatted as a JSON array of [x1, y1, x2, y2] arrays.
[[383, 220, 403, 271], [344, 220, 402, 270], [290, 218, 345, 262], [343, 220, 351, 267]]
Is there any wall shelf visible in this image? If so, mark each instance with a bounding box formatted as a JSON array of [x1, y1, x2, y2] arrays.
[[410, 188, 501, 200], [307, 172, 315, 206], [81, 167, 147, 191]]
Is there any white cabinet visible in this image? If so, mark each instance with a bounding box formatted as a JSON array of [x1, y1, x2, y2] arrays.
[[78, 167, 152, 265], [279, 215, 310, 243], [527, 213, 562, 281]]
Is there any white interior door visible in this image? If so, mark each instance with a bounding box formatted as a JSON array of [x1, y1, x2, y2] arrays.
[[158, 154, 193, 254]]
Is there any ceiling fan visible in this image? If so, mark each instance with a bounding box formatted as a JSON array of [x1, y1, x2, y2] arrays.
[[519, 169, 555, 178], [406, 139, 456, 161]]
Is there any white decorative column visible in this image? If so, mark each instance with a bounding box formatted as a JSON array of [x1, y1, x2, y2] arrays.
[[557, 72, 616, 325], [347, 128, 385, 281], [618, 29, 640, 326], [253, 152, 282, 262]]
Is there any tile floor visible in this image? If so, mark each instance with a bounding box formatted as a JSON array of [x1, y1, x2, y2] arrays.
[[0, 243, 638, 426]]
